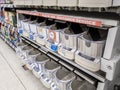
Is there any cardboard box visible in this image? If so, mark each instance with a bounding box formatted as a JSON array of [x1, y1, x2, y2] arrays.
[[113, 0, 120, 6], [43, 0, 57, 6], [32, 0, 42, 6], [78, 0, 112, 7], [58, 0, 78, 7]]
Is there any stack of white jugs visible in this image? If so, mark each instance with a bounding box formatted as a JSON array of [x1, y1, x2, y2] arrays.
[[19, 17, 107, 72]]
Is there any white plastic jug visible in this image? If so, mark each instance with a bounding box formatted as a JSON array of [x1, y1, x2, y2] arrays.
[[46, 23, 67, 52], [26, 49, 40, 70], [40, 60, 61, 88], [75, 29, 107, 72], [51, 68, 75, 90], [69, 78, 96, 90], [16, 42, 27, 56], [36, 22, 49, 45], [58, 24, 87, 60], [32, 54, 50, 78]]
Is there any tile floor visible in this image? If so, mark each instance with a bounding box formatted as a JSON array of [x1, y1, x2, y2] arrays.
[[0, 38, 49, 90]]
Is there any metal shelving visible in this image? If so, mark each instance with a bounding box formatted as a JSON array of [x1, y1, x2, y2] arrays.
[[1, 1, 120, 90], [21, 36, 106, 83]]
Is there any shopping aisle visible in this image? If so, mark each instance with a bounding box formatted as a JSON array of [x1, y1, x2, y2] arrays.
[[0, 38, 49, 90], [0, 51, 25, 90]]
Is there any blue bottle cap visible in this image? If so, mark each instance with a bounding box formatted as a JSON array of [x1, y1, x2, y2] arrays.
[[51, 44, 58, 52]]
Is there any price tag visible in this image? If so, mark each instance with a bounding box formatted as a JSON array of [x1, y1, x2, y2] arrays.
[[4, 23, 7, 26], [10, 25, 13, 30], [8, 24, 11, 28], [13, 27, 15, 30]]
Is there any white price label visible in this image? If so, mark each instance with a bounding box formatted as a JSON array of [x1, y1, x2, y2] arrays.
[[22, 52, 27, 58]]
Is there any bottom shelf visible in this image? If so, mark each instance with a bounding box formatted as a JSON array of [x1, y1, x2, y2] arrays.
[[21, 36, 106, 83], [0, 33, 16, 51]]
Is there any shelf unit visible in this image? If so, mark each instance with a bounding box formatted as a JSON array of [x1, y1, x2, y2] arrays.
[[0, 1, 120, 90], [21, 35, 105, 83], [15, 8, 120, 90], [0, 12, 18, 50]]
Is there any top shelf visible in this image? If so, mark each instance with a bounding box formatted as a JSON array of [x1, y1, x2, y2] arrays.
[[17, 10, 119, 27], [0, 3, 120, 14]]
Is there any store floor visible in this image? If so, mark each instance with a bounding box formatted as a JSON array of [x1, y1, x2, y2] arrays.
[[0, 39, 49, 90]]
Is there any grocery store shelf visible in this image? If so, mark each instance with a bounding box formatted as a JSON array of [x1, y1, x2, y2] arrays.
[[1, 3, 120, 14], [21, 36, 106, 82]]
